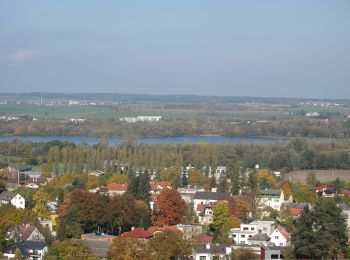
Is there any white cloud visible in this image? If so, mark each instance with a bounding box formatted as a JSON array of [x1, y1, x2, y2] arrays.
[[9, 49, 42, 62]]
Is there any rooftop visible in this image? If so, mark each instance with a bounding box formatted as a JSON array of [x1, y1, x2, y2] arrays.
[[194, 192, 230, 201], [121, 228, 153, 239]]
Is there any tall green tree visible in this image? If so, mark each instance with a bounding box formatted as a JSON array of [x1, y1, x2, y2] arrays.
[[138, 170, 151, 206], [292, 200, 348, 259]]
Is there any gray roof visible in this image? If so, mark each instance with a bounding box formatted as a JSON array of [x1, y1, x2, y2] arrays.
[[4, 241, 48, 257], [193, 192, 230, 201], [248, 233, 270, 241], [260, 189, 281, 196], [0, 191, 17, 201]]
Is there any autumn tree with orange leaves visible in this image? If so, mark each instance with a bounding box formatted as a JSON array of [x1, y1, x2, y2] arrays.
[[152, 189, 185, 226]]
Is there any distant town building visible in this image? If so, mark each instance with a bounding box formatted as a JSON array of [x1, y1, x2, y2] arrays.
[[120, 116, 162, 122]]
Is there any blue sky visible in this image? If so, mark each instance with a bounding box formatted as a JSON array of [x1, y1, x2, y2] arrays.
[[0, 1, 349, 98]]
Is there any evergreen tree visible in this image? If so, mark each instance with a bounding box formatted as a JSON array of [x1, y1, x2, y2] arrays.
[[137, 170, 151, 206], [182, 174, 188, 187], [127, 168, 139, 197], [292, 200, 348, 259]]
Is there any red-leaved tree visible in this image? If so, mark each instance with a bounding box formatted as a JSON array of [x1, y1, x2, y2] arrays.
[[152, 189, 185, 226]]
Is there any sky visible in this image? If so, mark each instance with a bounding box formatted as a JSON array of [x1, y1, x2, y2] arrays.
[[0, 1, 349, 99]]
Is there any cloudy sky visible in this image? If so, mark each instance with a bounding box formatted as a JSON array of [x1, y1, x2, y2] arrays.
[[0, 1, 349, 98]]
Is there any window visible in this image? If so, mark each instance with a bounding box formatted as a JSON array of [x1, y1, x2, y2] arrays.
[[275, 236, 279, 239], [280, 243, 284, 246], [249, 235, 252, 238], [200, 256, 206, 260], [233, 234, 236, 237], [241, 235, 245, 238], [251, 227, 255, 231], [243, 227, 248, 231], [271, 254, 279, 259]]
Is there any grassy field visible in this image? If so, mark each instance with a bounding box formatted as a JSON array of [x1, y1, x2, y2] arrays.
[[0, 104, 163, 120], [283, 170, 350, 183]]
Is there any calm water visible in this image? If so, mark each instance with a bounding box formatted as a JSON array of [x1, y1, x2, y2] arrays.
[[0, 135, 288, 145]]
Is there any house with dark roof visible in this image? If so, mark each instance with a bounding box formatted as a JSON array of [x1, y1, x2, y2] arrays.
[[261, 245, 284, 260], [25, 176, 48, 189], [193, 192, 230, 214], [248, 232, 270, 246], [0, 191, 25, 209], [3, 241, 48, 260], [259, 189, 291, 211], [6, 224, 45, 242]]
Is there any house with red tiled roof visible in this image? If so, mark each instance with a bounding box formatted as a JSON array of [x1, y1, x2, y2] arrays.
[[150, 181, 172, 194], [104, 183, 128, 196], [148, 224, 201, 240], [269, 226, 290, 246], [121, 228, 153, 240], [315, 185, 335, 198], [196, 204, 213, 224]]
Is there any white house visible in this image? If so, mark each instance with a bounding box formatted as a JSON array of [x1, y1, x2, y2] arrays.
[[0, 191, 25, 209], [191, 243, 232, 260], [269, 226, 290, 246], [6, 224, 45, 242], [259, 189, 292, 211], [228, 221, 276, 245], [3, 241, 48, 260]]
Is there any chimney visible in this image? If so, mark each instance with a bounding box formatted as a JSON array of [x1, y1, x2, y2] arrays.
[[131, 227, 135, 231], [205, 243, 210, 249]]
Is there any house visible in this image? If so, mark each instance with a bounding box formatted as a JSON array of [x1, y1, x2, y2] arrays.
[[228, 221, 275, 245], [247, 232, 270, 246], [6, 224, 45, 242], [315, 185, 335, 197], [150, 181, 172, 194], [196, 204, 213, 224], [148, 224, 201, 240], [261, 245, 284, 260], [25, 177, 48, 189], [228, 223, 260, 245], [193, 192, 230, 212], [191, 243, 232, 260], [177, 187, 205, 203], [249, 220, 275, 236], [269, 226, 289, 246], [214, 166, 227, 182], [88, 170, 105, 177], [121, 228, 153, 240], [3, 241, 48, 260], [280, 202, 308, 219], [0, 191, 25, 209], [259, 189, 291, 211], [104, 183, 128, 196]]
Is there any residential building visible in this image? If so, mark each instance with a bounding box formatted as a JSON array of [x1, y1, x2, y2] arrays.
[[150, 181, 172, 194], [3, 241, 48, 260], [177, 187, 205, 203], [261, 245, 284, 260], [191, 243, 232, 260], [6, 224, 45, 242], [269, 226, 289, 246], [259, 189, 291, 211], [228, 221, 276, 245], [247, 232, 270, 246], [196, 204, 213, 224], [25, 177, 48, 189], [193, 192, 230, 212], [104, 183, 128, 196], [0, 191, 25, 209]]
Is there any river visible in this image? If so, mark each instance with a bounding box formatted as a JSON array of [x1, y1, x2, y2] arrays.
[[0, 135, 288, 145]]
